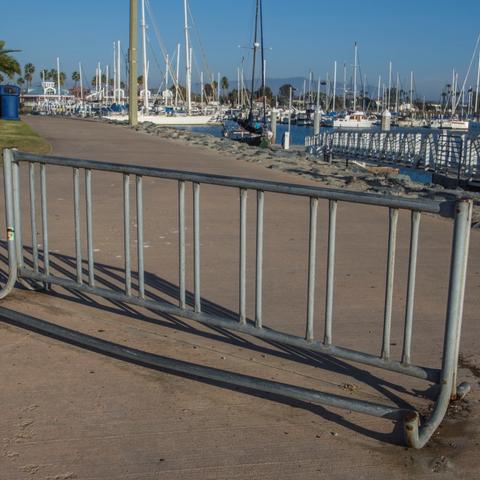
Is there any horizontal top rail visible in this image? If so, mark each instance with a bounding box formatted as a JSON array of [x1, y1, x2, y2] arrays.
[[13, 150, 456, 217]]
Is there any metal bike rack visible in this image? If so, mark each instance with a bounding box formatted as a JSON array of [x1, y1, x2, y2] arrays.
[[0, 148, 473, 448]]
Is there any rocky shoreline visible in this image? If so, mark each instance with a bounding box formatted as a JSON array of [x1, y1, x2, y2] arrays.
[[111, 119, 480, 227]]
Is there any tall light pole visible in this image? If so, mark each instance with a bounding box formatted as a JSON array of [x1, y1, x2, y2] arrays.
[[129, 0, 138, 126]]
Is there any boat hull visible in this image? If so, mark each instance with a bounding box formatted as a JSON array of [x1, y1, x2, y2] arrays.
[[333, 119, 374, 128], [105, 114, 222, 126]]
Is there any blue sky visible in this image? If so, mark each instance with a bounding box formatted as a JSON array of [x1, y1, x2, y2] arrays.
[[2, 0, 480, 99]]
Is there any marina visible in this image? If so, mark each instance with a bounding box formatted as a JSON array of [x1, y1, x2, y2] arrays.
[[12, 0, 480, 142], [2, 0, 480, 478]]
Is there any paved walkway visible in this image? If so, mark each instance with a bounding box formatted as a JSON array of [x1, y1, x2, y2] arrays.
[[0, 117, 479, 479]]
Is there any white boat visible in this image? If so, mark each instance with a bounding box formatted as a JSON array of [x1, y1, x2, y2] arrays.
[[449, 120, 470, 130], [105, 113, 222, 125], [333, 111, 374, 129], [430, 119, 469, 130], [397, 118, 428, 128]]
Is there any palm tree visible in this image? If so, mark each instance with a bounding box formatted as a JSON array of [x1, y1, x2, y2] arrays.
[[204, 83, 213, 102], [72, 71, 80, 88], [16, 76, 25, 90], [212, 79, 218, 100], [0, 40, 21, 79], [91, 74, 106, 89], [24, 62, 35, 89], [59, 72, 66, 86], [24, 72, 32, 89], [221, 76, 229, 98], [40, 68, 49, 82]]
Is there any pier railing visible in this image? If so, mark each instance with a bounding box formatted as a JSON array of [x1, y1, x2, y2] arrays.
[[306, 130, 480, 181], [0, 148, 473, 448]]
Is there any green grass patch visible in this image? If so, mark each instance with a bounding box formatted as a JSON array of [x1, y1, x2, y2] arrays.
[[0, 119, 51, 162]]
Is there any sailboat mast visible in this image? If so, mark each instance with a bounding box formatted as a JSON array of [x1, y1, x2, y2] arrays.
[[452, 68, 455, 115], [343, 62, 346, 110], [476, 49, 480, 115], [259, 0, 267, 124], [395, 73, 399, 112], [79, 62, 84, 103], [455, 72, 459, 114], [175, 43, 180, 107], [303, 79, 307, 109], [241, 65, 245, 106], [377, 75, 381, 113], [98, 62, 102, 102], [57, 57, 61, 102], [353, 42, 357, 111], [249, 0, 260, 122], [387, 60, 392, 110], [333, 60, 337, 112], [237, 67, 240, 107], [165, 54, 169, 94], [363, 74, 366, 111], [117, 41, 121, 102], [308, 71, 312, 104], [141, 0, 149, 113], [410, 71, 414, 109], [183, 0, 192, 113], [113, 42, 117, 103]]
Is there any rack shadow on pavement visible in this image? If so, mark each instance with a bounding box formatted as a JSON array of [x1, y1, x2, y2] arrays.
[[0, 244, 433, 445]]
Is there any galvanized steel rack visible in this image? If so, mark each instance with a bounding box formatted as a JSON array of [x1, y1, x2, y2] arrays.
[[0, 148, 473, 448]]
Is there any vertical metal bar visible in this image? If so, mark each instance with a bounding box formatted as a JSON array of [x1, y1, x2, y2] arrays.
[[239, 188, 247, 324], [402, 210, 421, 364], [193, 182, 201, 313], [306, 197, 318, 341], [403, 199, 473, 449], [123, 174, 131, 296], [324, 200, 337, 345], [12, 160, 23, 269], [255, 190, 264, 328], [451, 200, 473, 393], [40, 164, 49, 281], [73, 168, 82, 284], [0, 149, 18, 299], [442, 200, 470, 389], [381, 208, 398, 360], [136, 175, 145, 299], [178, 180, 186, 309], [29, 163, 39, 273], [85, 169, 95, 287]]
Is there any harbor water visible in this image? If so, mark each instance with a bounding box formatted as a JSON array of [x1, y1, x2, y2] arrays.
[[174, 122, 480, 147]]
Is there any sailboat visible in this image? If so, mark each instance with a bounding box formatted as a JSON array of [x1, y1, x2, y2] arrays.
[[333, 42, 374, 129], [227, 0, 271, 145], [107, 0, 221, 126]]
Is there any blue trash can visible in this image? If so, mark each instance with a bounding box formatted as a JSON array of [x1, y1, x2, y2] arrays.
[[0, 85, 21, 121]]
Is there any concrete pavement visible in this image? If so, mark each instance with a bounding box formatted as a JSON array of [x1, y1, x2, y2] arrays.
[[0, 116, 479, 479]]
